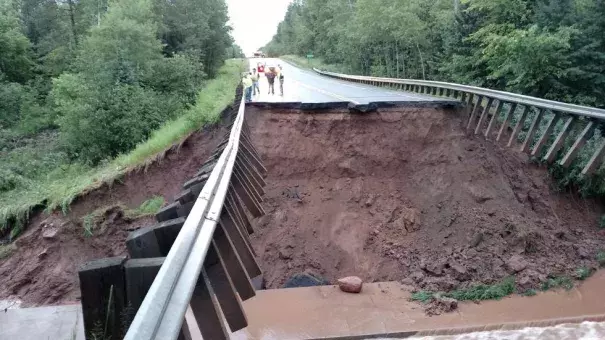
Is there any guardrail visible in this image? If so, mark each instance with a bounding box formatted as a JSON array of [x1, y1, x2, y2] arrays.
[[315, 68, 605, 175], [78, 89, 267, 340]]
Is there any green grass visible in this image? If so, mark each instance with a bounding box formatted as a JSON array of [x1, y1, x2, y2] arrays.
[[541, 275, 574, 291], [411, 277, 516, 303], [444, 277, 516, 301], [522, 289, 537, 296], [125, 196, 165, 219], [411, 291, 434, 303], [0, 243, 17, 260], [0, 59, 245, 238], [81, 196, 165, 237], [575, 267, 593, 281]]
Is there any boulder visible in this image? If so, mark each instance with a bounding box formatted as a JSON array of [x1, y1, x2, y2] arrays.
[[337, 276, 363, 293], [506, 255, 528, 274]]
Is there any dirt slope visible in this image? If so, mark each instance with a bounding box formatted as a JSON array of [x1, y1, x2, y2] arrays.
[[247, 106, 605, 292], [0, 120, 229, 306]]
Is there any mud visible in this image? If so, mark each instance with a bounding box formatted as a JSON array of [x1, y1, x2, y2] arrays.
[[0, 119, 229, 306], [247, 106, 605, 293]]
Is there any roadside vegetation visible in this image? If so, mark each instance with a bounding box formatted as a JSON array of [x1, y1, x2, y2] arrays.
[[265, 0, 605, 198], [0, 0, 245, 239], [411, 273, 588, 304], [82, 196, 165, 237]]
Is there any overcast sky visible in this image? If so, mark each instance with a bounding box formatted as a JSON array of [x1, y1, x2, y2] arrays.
[[226, 0, 293, 56]]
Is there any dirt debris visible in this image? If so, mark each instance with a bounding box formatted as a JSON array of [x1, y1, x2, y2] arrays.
[[0, 122, 227, 306], [246, 106, 605, 294]]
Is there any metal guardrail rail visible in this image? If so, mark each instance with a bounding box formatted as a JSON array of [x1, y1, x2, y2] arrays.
[[123, 94, 266, 340], [78, 91, 266, 340], [315, 68, 605, 175]]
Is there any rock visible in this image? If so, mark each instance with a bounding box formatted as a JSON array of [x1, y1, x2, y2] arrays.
[[506, 255, 528, 273], [400, 277, 414, 286], [37, 249, 48, 259], [449, 262, 470, 281], [278, 249, 293, 260], [401, 207, 422, 232], [465, 183, 494, 204], [425, 296, 458, 316], [410, 271, 425, 283], [365, 195, 376, 207], [422, 259, 446, 277], [470, 232, 484, 248], [422, 277, 458, 291], [574, 244, 591, 259], [337, 276, 363, 293], [42, 227, 58, 240], [283, 272, 330, 288]]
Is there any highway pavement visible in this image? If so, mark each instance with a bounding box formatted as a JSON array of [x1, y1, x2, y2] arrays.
[[247, 58, 441, 105]]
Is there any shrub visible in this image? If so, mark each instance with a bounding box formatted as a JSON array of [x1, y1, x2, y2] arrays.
[[597, 251, 605, 267], [575, 267, 593, 281], [444, 277, 516, 301]]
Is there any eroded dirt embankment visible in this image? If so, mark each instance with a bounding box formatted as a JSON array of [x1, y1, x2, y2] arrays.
[[247, 106, 605, 292], [0, 122, 229, 306]]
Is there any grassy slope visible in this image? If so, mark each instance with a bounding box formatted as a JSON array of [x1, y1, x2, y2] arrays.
[[0, 59, 245, 237]]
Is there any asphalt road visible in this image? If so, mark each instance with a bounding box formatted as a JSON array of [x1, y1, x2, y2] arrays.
[[248, 58, 440, 105]]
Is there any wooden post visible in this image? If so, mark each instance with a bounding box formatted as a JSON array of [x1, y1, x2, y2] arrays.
[[496, 103, 517, 142], [507, 106, 530, 147], [544, 117, 574, 163], [79, 256, 127, 340]]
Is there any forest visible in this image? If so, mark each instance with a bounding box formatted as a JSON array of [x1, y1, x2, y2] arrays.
[[0, 0, 243, 235], [264, 0, 605, 109]]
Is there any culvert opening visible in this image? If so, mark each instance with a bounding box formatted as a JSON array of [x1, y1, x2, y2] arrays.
[[246, 105, 603, 294]]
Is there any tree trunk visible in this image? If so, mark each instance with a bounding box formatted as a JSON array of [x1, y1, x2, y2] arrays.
[[416, 42, 426, 80], [395, 41, 400, 78], [68, 0, 78, 47]]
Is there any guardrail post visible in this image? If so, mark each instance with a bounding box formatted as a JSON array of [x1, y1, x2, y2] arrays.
[[485, 100, 504, 139], [560, 121, 595, 167], [544, 117, 574, 163], [507, 106, 530, 147], [582, 139, 605, 175], [204, 240, 248, 332], [496, 103, 517, 142], [475, 97, 494, 135], [189, 270, 230, 340], [520, 108, 544, 153], [78, 256, 128, 340], [466, 95, 484, 131], [531, 112, 560, 156]]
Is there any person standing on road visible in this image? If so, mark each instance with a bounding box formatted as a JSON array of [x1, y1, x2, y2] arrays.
[[265, 67, 276, 95], [277, 64, 284, 96], [242, 72, 253, 102], [251, 68, 260, 96]]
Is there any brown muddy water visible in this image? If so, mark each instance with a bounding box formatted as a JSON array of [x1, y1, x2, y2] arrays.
[[233, 271, 605, 340]]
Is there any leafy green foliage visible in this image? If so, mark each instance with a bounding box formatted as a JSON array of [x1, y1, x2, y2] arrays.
[[411, 277, 516, 303], [411, 291, 434, 303], [0, 243, 17, 260], [575, 267, 593, 281], [522, 289, 537, 296], [0, 60, 244, 238], [443, 277, 516, 301], [597, 251, 605, 267], [266, 0, 605, 106], [127, 196, 165, 218], [540, 275, 573, 291]]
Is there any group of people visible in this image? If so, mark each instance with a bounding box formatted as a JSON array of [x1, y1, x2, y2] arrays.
[[242, 64, 284, 103]]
